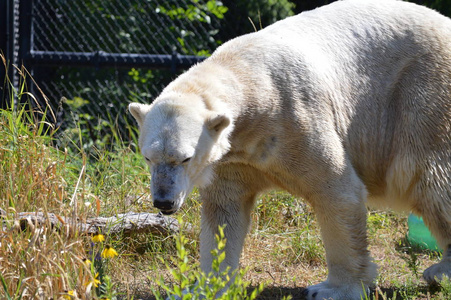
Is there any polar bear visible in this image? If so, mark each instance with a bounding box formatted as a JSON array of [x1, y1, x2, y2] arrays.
[[129, 0, 451, 299]]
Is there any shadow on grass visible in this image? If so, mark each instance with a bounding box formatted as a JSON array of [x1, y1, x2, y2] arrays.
[[127, 284, 441, 300], [254, 284, 441, 300], [254, 286, 305, 299]]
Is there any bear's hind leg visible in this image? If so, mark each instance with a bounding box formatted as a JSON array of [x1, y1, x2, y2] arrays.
[[423, 245, 451, 284], [403, 160, 451, 284], [418, 202, 451, 284]]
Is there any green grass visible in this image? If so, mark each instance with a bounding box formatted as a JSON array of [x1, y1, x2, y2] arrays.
[[2, 55, 451, 299]]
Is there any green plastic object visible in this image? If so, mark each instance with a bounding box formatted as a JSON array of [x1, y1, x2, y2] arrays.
[[407, 213, 441, 251]]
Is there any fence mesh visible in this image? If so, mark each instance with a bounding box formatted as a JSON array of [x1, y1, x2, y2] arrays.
[[30, 0, 232, 144], [32, 0, 224, 55], [7, 0, 297, 146]]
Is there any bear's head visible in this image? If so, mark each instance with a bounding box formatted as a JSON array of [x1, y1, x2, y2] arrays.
[[129, 94, 232, 215]]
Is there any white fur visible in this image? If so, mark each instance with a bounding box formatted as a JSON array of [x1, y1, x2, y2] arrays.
[[130, 1, 451, 299]]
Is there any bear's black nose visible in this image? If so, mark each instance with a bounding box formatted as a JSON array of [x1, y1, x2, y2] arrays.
[[153, 199, 175, 212]]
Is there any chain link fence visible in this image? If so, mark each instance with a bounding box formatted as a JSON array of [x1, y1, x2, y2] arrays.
[[31, 0, 232, 146], [33, 1, 224, 54], [1, 0, 306, 146]]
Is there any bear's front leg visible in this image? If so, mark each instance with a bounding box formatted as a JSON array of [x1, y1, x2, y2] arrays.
[[199, 164, 267, 284], [303, 178, 378, 300], [200, 199, 251, 276]]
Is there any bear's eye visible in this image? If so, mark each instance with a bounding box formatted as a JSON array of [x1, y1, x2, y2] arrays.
[[182, 157, 191, 164], [144, 157, 151, 163]]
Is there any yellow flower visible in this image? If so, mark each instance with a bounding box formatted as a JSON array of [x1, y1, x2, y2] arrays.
[[62, 290, 75, 299], [93, 272, 101, 287], [91, 233, 105, 243], [85, 272, 101, 288], [101, 245, 118, 258], [82, 258, 91, 267]]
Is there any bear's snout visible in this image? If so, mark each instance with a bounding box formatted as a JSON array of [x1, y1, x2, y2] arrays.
[[150, 163, 190, 215], [153, 198, 176, 214], [153, 187, 175, 213]]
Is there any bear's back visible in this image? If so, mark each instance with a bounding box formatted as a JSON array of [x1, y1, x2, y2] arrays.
[[206, 0, 451, 202]]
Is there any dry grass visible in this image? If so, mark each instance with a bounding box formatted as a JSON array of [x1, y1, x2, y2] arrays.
[[1, 58, 450, 299], [0, 60, 150, 299]]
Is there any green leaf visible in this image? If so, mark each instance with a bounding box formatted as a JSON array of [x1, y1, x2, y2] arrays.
[[0, 273, 13, 300], [173, 285, 182, 296]]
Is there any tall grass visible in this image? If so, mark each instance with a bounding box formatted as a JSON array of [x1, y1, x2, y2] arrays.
[[0, 56, 150, 299], [0, 58, 89, 299]]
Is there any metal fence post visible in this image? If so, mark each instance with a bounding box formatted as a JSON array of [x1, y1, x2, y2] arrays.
[[1, 0, 19, 108], [18, 0, 35, 101], [0, 1, 6, 108]]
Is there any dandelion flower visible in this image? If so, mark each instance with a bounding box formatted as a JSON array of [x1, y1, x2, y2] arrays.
[[101, 245, 118, 258], [91, 233, 105, 243]]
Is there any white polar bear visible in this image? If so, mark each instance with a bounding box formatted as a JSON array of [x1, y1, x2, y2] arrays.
[[129, 0, 451, 299]]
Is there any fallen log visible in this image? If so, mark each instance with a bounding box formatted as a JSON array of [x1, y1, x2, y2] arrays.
[[1, 210, 180, 236]]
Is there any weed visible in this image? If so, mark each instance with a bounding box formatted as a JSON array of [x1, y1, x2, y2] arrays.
[[438, 276, 451, 299], [153, 223, 265, 300]]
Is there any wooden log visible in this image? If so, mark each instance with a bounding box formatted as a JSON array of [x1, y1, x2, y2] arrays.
[[1, 210, 180, 236]]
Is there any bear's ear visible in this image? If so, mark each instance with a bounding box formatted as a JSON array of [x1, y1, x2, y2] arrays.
[[206, 113, 231, 135], [129, 103, 151, 127]]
